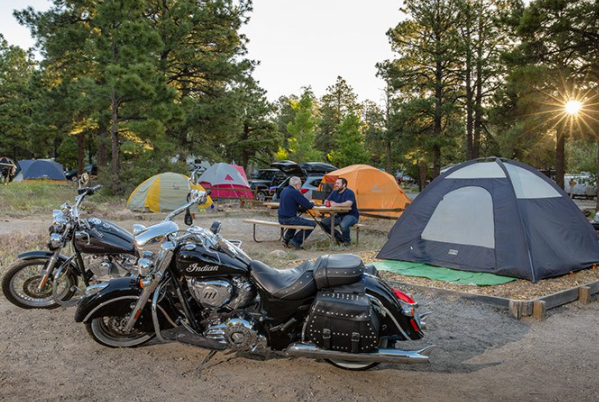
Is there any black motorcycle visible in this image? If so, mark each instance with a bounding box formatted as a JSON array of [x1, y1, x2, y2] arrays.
[[2, 176, 139, 309], [74, 190, 434, 371]]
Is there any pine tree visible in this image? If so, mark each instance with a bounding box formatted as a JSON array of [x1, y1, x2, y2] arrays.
[[316, 76, 360, 155], [285, 89, 322, 163], [329, 113, 369, 168]]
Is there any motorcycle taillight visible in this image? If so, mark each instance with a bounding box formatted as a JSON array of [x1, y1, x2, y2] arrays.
[[392, 288, 415, 304]]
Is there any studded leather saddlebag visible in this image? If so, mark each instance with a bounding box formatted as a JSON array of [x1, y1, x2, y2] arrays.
[[306, 289, 380, 353]]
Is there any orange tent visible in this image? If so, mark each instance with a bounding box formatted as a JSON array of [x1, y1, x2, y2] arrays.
[[321, 165, 411, 219]]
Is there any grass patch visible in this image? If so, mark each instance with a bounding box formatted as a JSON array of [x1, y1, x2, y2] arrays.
[[0, 182, 77, 215], [0, 182, 127, 219], [0, 230, 48, 276]]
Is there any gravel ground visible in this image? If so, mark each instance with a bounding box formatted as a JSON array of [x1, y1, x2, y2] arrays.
[[1, 208, 599, 401]]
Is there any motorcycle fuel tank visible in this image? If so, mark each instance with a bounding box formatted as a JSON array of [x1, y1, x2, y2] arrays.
[[75, 218, 135, 255], [175, 243, 249, 277]]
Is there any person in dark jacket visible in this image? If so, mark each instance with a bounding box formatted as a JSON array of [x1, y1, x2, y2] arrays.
[[321, 177, 359, 245], [278, 176, 316, 249]]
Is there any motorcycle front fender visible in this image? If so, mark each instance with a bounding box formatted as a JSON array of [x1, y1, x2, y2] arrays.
[[74, 277, 141, 323], [18, 250, 72, 265]]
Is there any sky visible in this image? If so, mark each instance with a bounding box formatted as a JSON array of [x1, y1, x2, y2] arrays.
[[0, 0, 405, 104]]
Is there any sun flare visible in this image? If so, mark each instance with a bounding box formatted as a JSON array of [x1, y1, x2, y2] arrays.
[[564, 100, 583, 116]]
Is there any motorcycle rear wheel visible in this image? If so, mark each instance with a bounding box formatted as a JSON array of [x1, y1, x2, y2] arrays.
[[325, 360, 379, 371], [86, 316, 154, 348], [1, 258, 77, 309]]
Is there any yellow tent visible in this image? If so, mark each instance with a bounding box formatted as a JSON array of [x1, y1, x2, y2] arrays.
[[322, 165, 411, 218], [126, 172, 213, 212]]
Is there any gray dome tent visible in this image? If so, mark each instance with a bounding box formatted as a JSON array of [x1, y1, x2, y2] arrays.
[[377, 158, 599, 282]]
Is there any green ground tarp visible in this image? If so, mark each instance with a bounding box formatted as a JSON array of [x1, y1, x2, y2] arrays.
[[373, 260, 516, 286]]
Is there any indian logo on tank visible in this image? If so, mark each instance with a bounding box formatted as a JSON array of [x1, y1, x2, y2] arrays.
[[186, 263, 219, 273]]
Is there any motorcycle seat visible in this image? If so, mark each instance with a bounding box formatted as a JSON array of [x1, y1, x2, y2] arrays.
[[250, 260, 317, 300]]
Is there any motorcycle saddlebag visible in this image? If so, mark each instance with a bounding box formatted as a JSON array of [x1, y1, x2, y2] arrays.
[[306, 285, 380, 353], [313, 254, 365, 289]]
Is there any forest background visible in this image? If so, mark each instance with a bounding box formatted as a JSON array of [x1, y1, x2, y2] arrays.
[[0, 0, 598, 195]]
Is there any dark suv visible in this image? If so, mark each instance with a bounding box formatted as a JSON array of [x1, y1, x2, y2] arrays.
[[249, 169, 287, 201], [270, 160, 337, 200]]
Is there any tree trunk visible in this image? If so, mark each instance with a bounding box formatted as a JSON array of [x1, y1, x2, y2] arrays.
[[466, 66, 474, 160], [110, 87, 120, 195], [474, 58, 483, 159], [241, 123, 250, 170], [596, 127, 599, 211], [418, 161, 427, 191], [385, 137, 392, 173], [97, 120, 108, 171], [77, 133, 85, 176], [464, 6, 474, 160], [473, 7, 484, 159], [88, 132, 93, 165], [433, 58, 443, 178], [556, 123, 565, 189]]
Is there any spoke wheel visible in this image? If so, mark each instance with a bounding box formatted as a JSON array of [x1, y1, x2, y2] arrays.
[[325, 359, 379, 371], [326, 339, 388, 371], [86, 316, 153, 348], [1, 259, 76, 309], [256, 191, 267, 202]]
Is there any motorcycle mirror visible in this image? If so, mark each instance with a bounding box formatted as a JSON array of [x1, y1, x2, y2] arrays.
[[132, 224, 147, 236], [210, 221, 222, 234], [191, 170, 200, 185], [184, 208, 193, 226], [79, 172, 90, 188]]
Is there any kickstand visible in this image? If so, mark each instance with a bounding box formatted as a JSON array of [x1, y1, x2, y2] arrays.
[[196, 350, 217, 374]]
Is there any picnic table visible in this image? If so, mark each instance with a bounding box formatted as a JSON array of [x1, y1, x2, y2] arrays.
[[262, 201, 364, 245]]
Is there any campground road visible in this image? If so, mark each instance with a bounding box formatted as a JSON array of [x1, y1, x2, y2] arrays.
[[1, 206, 599, 402], [1, 290, 599, 402]]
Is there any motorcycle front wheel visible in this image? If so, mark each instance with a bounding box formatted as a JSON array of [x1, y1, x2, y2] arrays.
[[86, 316, 154, 348], [1, 258, 77, 309]]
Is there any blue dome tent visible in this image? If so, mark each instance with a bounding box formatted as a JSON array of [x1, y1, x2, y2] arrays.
[[13, 160, 67, 182], [377, 158, 599, 282]]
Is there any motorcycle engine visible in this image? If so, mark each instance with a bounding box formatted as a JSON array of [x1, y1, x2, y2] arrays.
[[86, 255, 136, 282], [205, 315, 265, 352], [187, 277, 256, 310]]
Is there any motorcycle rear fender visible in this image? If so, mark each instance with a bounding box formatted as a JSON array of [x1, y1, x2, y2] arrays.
[[363, 275, 424, 340], [74, 277, 141, 323]]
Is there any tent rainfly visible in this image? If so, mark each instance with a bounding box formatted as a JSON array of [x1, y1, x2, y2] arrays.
[[322, 164, 411, 218], [377, 158, 599, 282], [198, 163, 253, 199], [13, 160, 66, 182], [127, 172, 213, 212]]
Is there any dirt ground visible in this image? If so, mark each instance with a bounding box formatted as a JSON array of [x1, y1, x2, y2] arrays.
[[1, 208, 599, 402]]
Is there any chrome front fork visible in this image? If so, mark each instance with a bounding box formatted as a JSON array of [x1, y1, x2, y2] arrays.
[[123, 241, 175, 333], [37, 249, 62, 292]]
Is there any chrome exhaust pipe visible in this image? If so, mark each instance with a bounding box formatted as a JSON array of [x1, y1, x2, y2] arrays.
[[285, 343, 435, 364]]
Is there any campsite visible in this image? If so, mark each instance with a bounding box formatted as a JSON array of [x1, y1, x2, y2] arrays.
[[2, 0, 599, 401], [2, 173, 599, 401]]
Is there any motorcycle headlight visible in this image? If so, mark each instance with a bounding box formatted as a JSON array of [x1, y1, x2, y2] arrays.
[[49, 233, 64, 249], [137, 258, 154, 276], [52, 210, 69, 233]]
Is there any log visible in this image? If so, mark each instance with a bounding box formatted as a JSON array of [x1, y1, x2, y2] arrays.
[[532, 300, 546, 320], [578, 286, 591, 305], [509, 300, 526, 319]]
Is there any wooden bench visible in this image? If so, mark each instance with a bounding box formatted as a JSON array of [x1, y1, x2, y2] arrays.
[[353, 223, 365, 245], [243, 219, 315, 243], [243, 219, 366, 245]]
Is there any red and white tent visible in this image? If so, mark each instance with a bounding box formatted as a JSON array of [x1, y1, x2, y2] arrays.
[[198, 163, 253, 199]]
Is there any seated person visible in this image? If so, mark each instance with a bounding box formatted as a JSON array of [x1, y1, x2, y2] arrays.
[[278, 176, 316, 249], [321, 178, 359, 246]]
